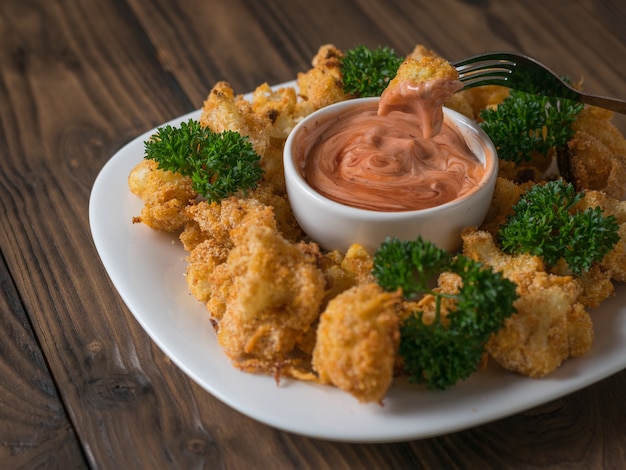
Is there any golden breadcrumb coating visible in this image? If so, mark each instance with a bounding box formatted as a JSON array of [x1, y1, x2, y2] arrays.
[[566, 106, 626, 199], [480, 177, 527, 236], [388, 55, 459, 90], [200, 81, 273, 158], [128, 159, 197, 232], [251, 83, 300, 139], [340, 243, 376, 285], [312, 283, 401, 404], [405, 43, 510, 121], [295, 44, 349, 117], [461, 228, 593, 378], [488, 272, 593, 378], [214, 225, 326, 376], [181, 197, 277, 305]]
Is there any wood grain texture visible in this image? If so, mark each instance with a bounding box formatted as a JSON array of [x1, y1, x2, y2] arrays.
[[0, 0, 625, 467], [0, 253, 87, 467]]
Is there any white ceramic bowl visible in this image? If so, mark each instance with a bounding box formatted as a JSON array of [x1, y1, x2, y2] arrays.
[[284, 97, 498, 254]]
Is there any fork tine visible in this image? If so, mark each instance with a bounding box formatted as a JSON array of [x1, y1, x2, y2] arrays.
[[457, 76, 510, 90], [452, 52, 626, 114], [455, 63, 513, 89]]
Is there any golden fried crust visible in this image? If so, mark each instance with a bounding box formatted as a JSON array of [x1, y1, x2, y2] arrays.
[[183, 197, 277, 251], [247, 185, 304, 241], [340, 243, 376, 285], [128, 159, 197, 232], [388, 56, 459, 90], [312, 283, 401, 404], [200, 81, 273, 157], [550, 260, 614, 309], [411, 272, 462, 326], [295, 44, 348, 116], [601, 223, 626, 282], [215, 225, 326, 375], [251, 83, 299, 139], [181, 198, 278, 305], [487, 272, 593, 378], [567, 106, 626, 199], [461, 227, 545, 291], [480, 177, 525, 236], [576, 189, 626, 224], [406, 44, 440, 61], [461, 228, 594, 377]]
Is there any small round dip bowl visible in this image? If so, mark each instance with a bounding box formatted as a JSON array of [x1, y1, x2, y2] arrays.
[[284, 97, 498, 254]]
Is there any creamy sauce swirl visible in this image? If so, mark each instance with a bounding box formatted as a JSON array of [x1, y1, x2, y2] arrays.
[[297, 79, 485, 211]]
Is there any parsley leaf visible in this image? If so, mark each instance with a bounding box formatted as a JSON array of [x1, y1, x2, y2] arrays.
[[144, 119, 263, 203]]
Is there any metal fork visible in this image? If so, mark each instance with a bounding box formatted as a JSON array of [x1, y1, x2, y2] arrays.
[[452, 52, 626, 114]]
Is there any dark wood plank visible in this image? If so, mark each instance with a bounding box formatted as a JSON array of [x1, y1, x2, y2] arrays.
[[0, 252, 87, 467], [0, 0, 624, 467]]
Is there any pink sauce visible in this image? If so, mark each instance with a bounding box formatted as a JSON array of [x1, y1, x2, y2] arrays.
[[296, 79, 485, 211]]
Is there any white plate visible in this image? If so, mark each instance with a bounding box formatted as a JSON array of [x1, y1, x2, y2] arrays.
[[89, 92, 626, 443]]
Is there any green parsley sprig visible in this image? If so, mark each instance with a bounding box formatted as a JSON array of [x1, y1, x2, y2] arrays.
[[479, 90, 583, 164], [144, 119, 263, 203], [373, 237, 518, 390], [341, 45, 404, 97], [498, 179, 620, 275]]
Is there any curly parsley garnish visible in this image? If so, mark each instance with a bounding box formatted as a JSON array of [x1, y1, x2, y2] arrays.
[[373, 237, 518, 390], [341, 45, 404, 97], [144, 119, 263, 203], [498, 180, 620, 275], [479, 90, 583, 164]]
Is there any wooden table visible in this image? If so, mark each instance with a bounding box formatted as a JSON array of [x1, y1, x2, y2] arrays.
[[2, 0, 625, 467]]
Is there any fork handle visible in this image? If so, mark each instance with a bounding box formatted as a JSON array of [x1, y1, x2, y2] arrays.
[[579, 92, 626, 115]]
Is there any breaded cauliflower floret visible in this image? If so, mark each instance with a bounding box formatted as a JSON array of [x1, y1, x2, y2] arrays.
[[312, 283, 401, 404], [251, 83, 299, 139], [487, 272, 593, 378], [128, 159, 197, 232], [295, 44, 349, 117], [406, 44, 510, 120], [200, 81, 273, 157], [388, 55, 459, 89], [566, 106, 626, 200], [461, 228, 593, 378], [213, 225, 326, 377], [380, 56, 462, 139], [480, 177, 526, 236], [181, 197, 277, 305]]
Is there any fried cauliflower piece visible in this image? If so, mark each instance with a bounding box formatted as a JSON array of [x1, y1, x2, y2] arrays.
[[251, 83, 300, 139], [462, 227, 545, 290], [565, 106, 626, 199], [311, 243, 378, 310], [405, 44, 509, 120], [488, 271, 593, 378], [312, 283, 401, 404], [550, 261, 614, 309], [128, 159, 197, 232], [200, 81, 273, 157], [388, 55, 459, 88], [181, 197, 277, 306], [478, 180, 623, 307], [212, 225, 326, 377], [600, 223, 626, 282], [480, 177, 526, 236], [381, 55, 462, 139], [461, 228, 593, 377], [246, 185, 304, 241], [295, 44, 349, 117], [340, 243, 376, 285]]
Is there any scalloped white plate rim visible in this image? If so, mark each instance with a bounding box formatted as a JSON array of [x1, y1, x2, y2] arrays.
[[89, 81, 626, 443]]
